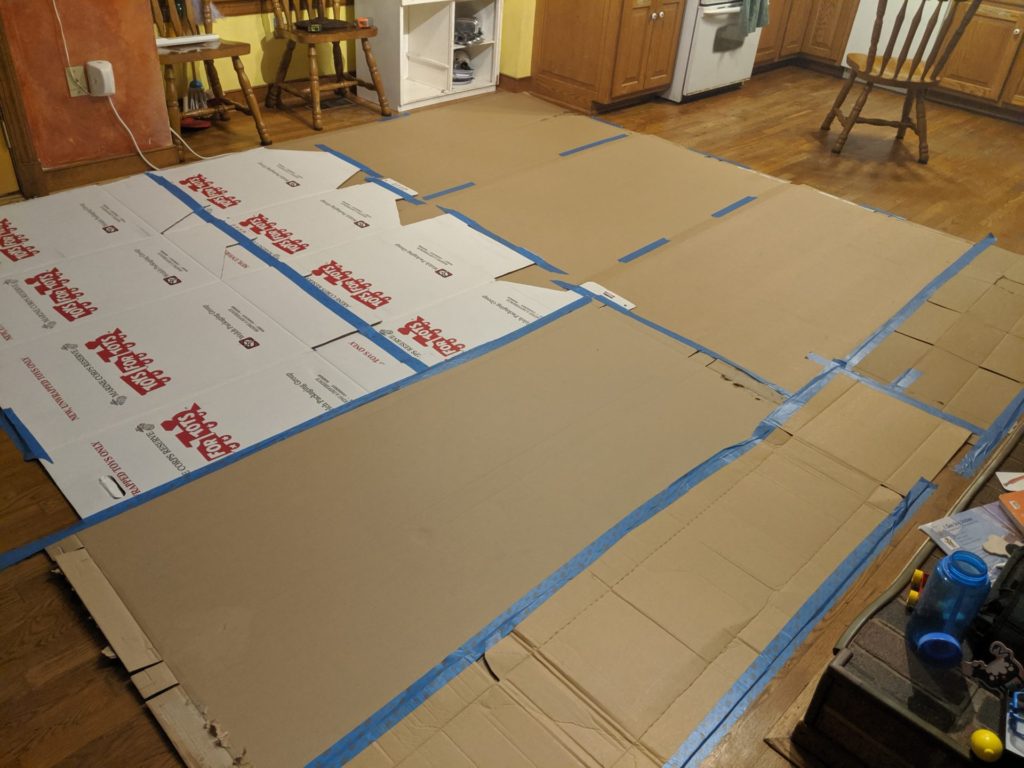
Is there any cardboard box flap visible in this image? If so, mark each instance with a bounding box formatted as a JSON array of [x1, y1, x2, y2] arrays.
[[437, 134, 785, 281], [897, 301, 961, 344], [76, 304, 774, 767], [944, 368, 1022, 430], [855, 331, 931, 385], [589, 184, 970, 393]]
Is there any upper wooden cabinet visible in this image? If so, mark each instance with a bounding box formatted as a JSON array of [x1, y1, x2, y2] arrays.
[[800, 0, 860, 63], [531, 0, 686, 110], [939, 2, 1024, 101]]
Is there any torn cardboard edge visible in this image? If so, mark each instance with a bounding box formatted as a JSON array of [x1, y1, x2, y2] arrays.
[[0, 293, 594, 572], [48, 543, 245, 768]]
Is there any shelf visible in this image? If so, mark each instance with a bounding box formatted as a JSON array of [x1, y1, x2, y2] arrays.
[[453, 40, 495, 50], [402, 78, 447, 103]]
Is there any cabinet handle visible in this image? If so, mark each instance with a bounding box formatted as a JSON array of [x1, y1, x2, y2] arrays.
[[1014, 27, 1022, 37], [650, 11, 657, 19], [659, 10, 665, 18]]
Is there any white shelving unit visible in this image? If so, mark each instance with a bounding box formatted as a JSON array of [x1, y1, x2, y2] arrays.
[[356, 0, 503, 111]]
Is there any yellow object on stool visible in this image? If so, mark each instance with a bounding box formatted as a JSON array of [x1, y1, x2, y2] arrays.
[[970, 729, 1003, 762]]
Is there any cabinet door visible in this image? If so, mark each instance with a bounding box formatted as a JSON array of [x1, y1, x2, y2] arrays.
[[801, 0, 859, 63], [939, 3, 1024, 102], [756, 0, 792, 65], [643, 0, 685, 89], [611, 0, 656, 98], [1001, 33, 1024, 106], [780, 0, 811, 57]]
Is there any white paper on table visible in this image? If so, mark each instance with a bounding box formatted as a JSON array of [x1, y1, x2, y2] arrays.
[[166, 222, 270, 280], [0, 186, 155, 277], [228, 268, 356, 348], [315, 333, 415, 393], [222, 182, 402, 258], [44, 352, 366, 518], [289, 225, 499, 326], [0, 281, 307, 454], [375, 282, 579, 367], [123, 148, 360, 228], [998, 471, 1024, 492], [0, 236, 215, 346], [407, 214, 533, 278]]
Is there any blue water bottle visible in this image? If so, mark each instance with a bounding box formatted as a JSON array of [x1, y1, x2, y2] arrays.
[[906, 550, 990, 666]]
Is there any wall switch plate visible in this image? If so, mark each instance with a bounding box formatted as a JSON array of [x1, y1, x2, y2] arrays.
[[65, 66, 88, 97]]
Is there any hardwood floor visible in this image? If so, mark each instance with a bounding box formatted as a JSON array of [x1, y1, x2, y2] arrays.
[[0, 64, 1021, 767]]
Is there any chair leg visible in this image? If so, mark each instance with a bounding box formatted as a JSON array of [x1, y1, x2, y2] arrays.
[[332, 41, 345, 87], [896, 89, 914, 140], [268, 40, 295, 109], [308, 44, 322, 131], [203, 60, 229, 120], [360, 37, 392, 116], [820, 72, 856, 131], [916, 90, 929, 164], [163, 64, 183, 159], [233, 56, 272, 146], [831, 82, 873, 155]]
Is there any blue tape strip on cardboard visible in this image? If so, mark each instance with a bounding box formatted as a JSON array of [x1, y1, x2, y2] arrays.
[[0, 408, 52, 463], [956, 388, 1024, 478], [556, 280, 791, 398], [619, 237, 670, 264], [0, 294, 593, 572], [438, 206, 567, 274], [859, 201, 905, 220], [711, 195, 758, 219], [315, 144, 382, 178], [845, 234, 998, 369], [421, 181, 476, 202], [558, 132, 629, 157], [689, 147, 752, 170], [145, 173, 429, 373], [306, 367, 839, 767], [665, 478, 937, 768], [365, 176, 424, 205], [807, 353, 984, 435], [893, 367, 923, 390]]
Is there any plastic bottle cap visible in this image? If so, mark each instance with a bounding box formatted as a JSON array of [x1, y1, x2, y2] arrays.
[[906, 589, 919, 608], [970, 729, 1003, 762], [915, 632, 962, 665]]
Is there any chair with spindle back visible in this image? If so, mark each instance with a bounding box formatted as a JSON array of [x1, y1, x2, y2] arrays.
[[820, 0, 981, 163], [151, 0, 271, 147], [266, 0, 392, 131]]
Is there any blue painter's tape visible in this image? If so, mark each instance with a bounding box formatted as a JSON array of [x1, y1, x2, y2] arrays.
[[806, 352, 983, 435], [315, 143, 382, 177], [589, 115, 624, 129], [845, 234, 997, 368], [0, 408, 52, 463], [859, 201, 905, 220], [366, 176, 424, 205], [0, 294, 592, 573], [556, 280, 791, 398], [558, 132, 629, 157], [893, 367, 923, 390], [666, 478, 936, 767], [438, 207, 567, 274], [711, 195, 758, 218], [145, 172, 210, 216], [619, 237, 670, 264], [956, 388, 1024, 477], [379, 111, 409, 121], [421, 181, 476, 201], [689, 147, 752, 170]]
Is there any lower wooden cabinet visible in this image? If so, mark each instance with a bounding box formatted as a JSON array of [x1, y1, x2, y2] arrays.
[[938, 1, 1024, 103], [755, 0, 852, 68]]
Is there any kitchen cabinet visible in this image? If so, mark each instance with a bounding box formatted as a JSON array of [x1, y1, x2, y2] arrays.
[[800, 0, 860, 63], [780, 0, 811, 56], [755, 0, 794, 65], [1004, 40, 1024, 106], [938, 1, 1024, 102], [530, 0, 686, 111]]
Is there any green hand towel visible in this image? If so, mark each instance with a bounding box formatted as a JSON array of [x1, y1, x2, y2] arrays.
[[742, 0, 770, 35]]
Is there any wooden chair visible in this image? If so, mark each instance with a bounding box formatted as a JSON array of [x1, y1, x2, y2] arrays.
[[820, 0, 981, 163], [151, 0, 271, 147], [266, 0, 392, 130]]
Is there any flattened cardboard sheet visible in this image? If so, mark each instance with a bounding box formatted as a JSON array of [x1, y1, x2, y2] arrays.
[[77, 305, 776, 767], [436, 133, 786, 280], [0, 237, 214, 346], [0, 282, 308, 454], [0, 186, 155, 277], [591, 185, 973, 393], [43, 353, 365, 517]]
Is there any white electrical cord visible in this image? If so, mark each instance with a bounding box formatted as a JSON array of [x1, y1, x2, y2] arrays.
[[169, 126, 218, 161], [107, 97, 161, 171]]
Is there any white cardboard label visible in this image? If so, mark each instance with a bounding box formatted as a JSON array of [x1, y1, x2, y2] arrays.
[[315, 334, 415, 392]]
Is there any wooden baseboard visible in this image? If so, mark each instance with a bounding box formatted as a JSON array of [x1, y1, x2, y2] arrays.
[[498, 75, 532, 93], [20, 145, 180, 197]]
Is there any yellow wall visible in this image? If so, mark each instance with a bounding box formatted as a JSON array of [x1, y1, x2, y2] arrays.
[[191, 2, 535, 96], [0, 140, 17, 196], [499, 0, 536, 79]]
